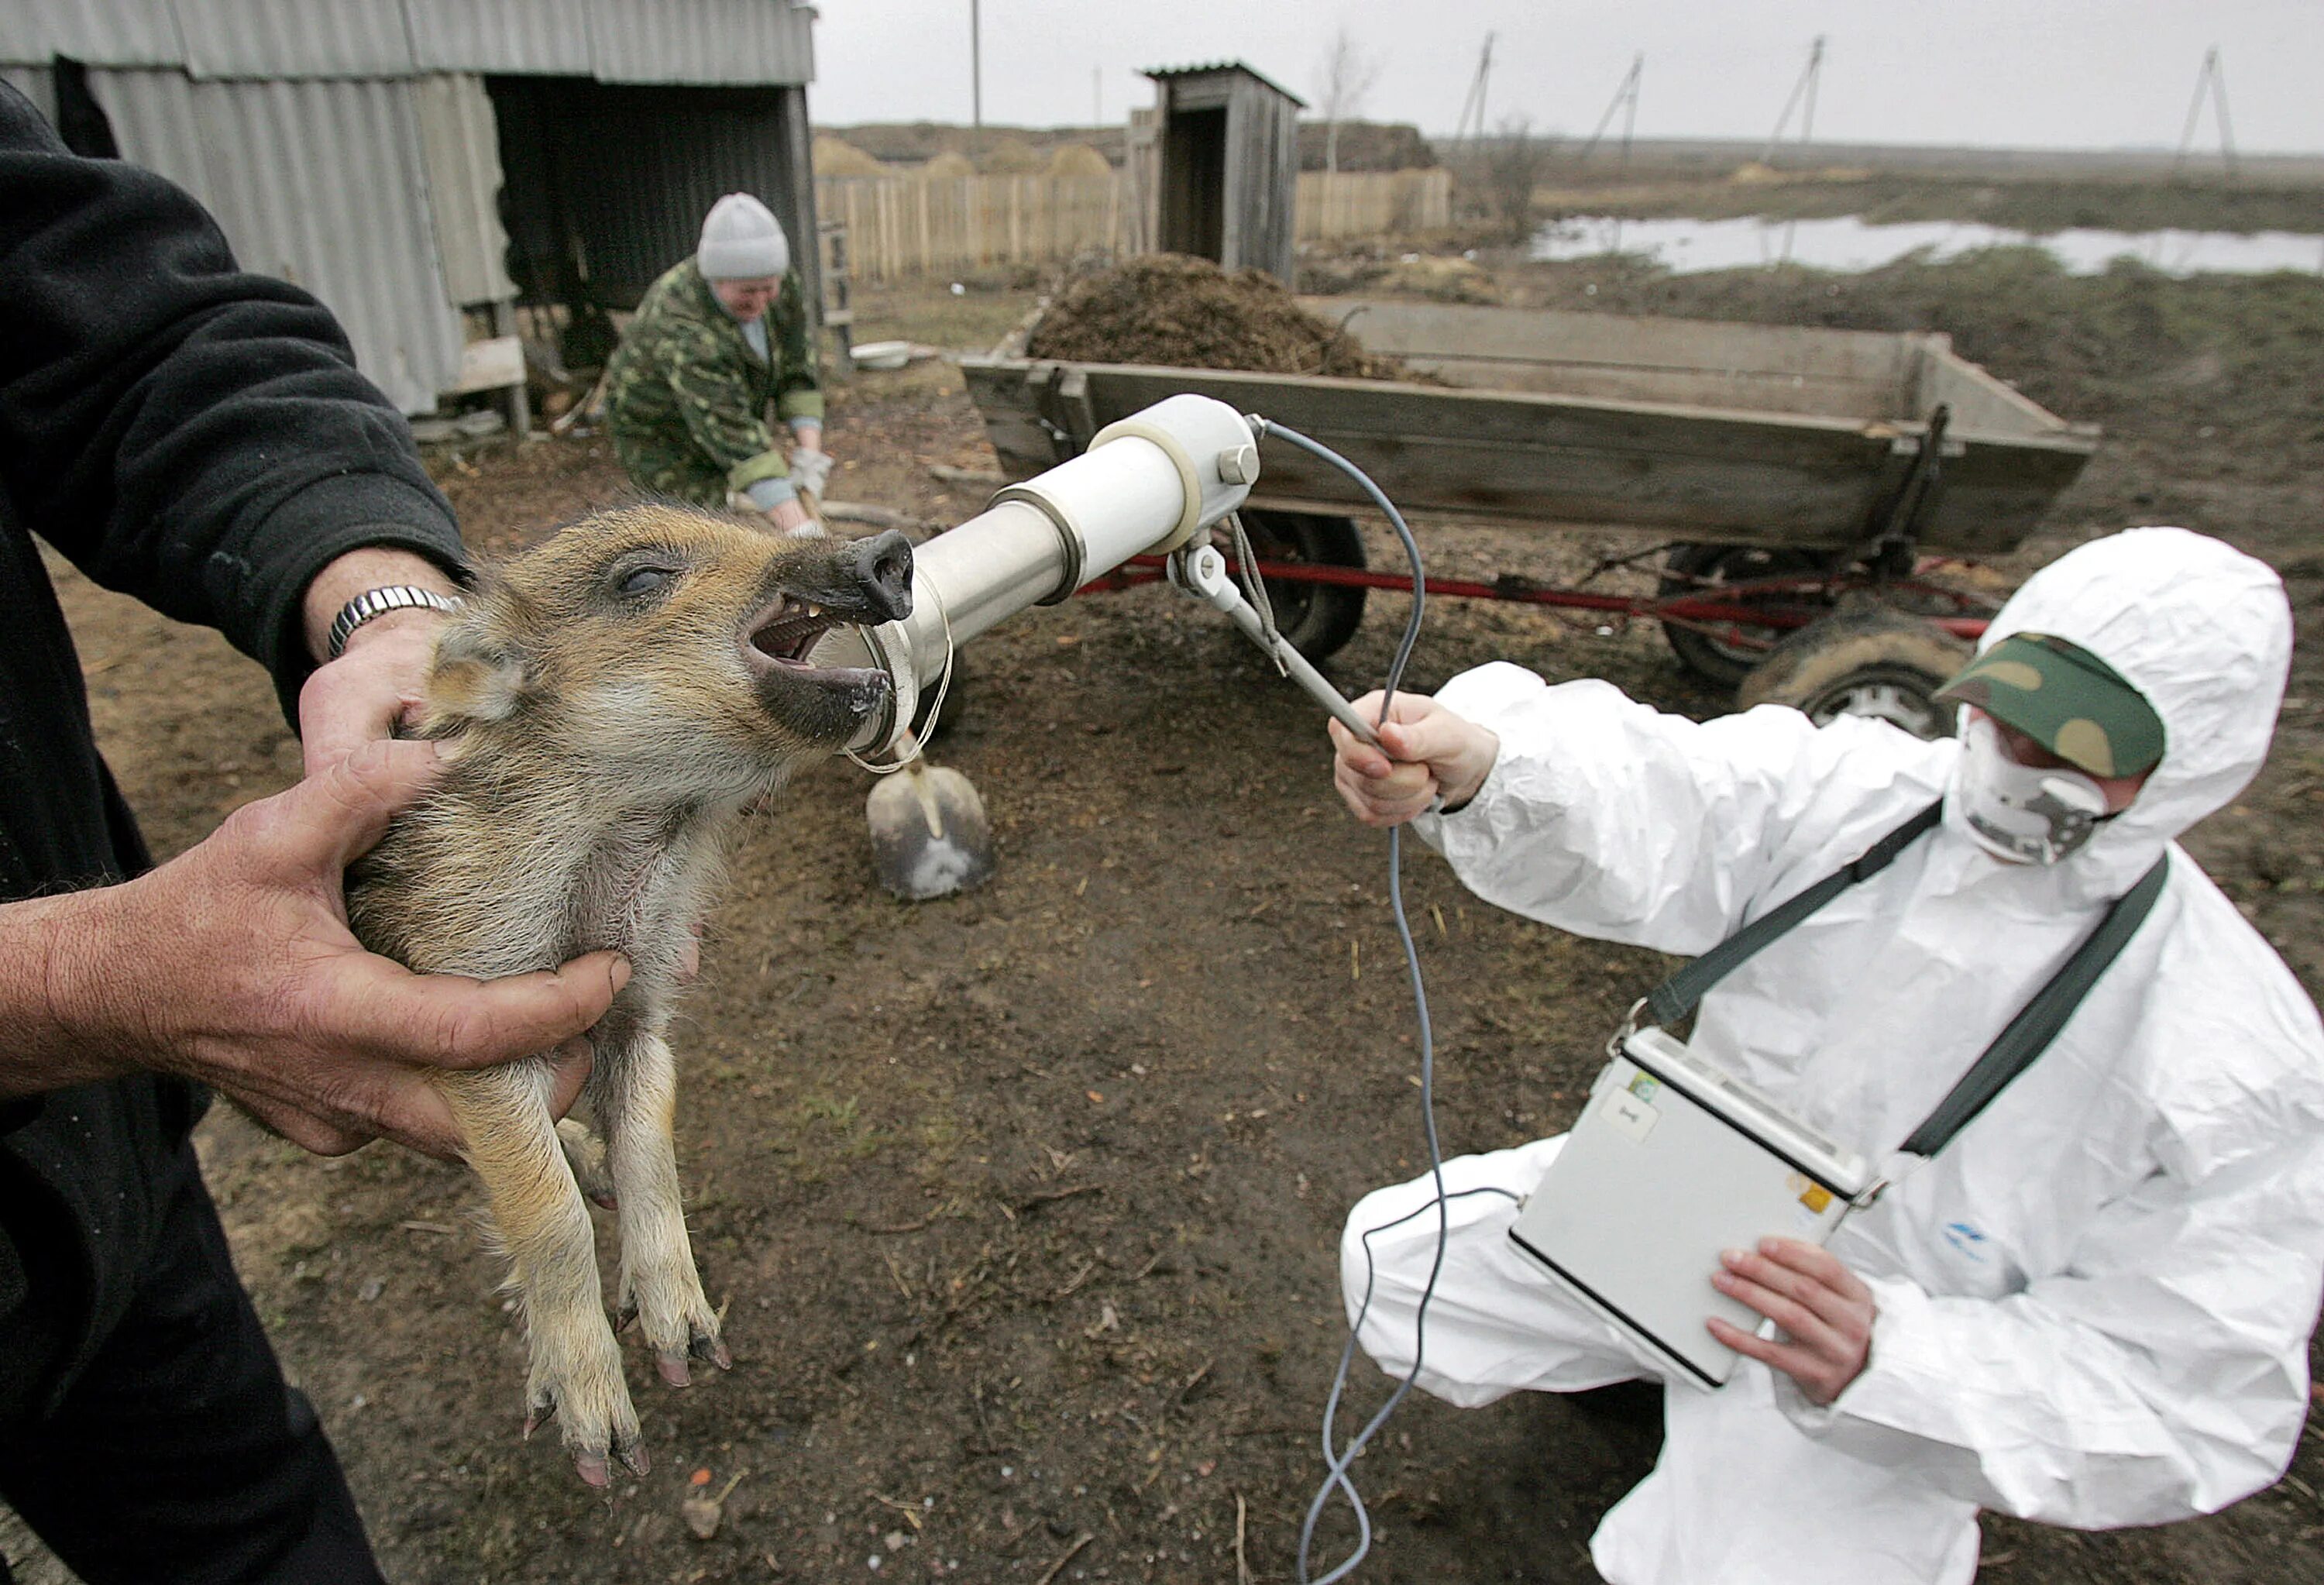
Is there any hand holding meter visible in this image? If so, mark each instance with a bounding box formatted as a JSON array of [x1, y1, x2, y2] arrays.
[[1707, 1237, 1878, 1404]]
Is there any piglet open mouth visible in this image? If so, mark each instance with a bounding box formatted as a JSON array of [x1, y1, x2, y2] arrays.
[[745, 596, 843, 669]]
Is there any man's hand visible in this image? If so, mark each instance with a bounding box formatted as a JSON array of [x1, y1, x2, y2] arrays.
[[299, 610, 446, 775], [1329, 691, 1501, 827], [6, 738, 627, 1161], [298, 546, 463, 775], [1707, 1237, 1878, 1404]]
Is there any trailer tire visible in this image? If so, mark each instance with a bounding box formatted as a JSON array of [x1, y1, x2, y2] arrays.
[[1658, 544, 1834, 689], [1736, 605, 1972, 741], [1237, 510, 1369, 662]]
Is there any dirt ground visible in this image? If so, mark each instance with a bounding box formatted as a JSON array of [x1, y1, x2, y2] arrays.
[[18, 236, 2324, 1585]]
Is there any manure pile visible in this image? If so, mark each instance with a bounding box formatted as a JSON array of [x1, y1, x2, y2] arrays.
[[1024, 255, 1408, 380]]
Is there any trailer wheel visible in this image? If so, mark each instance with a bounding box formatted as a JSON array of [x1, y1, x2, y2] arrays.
[[1736, 607, 1972, 741], [1658, 545, 1834, 689], [1236, 510, 1369, 662]]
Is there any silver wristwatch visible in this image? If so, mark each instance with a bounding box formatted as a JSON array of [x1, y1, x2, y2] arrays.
[[325, 585, 463, 659]]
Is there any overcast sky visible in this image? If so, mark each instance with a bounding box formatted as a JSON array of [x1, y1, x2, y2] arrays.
[[810, 1, 2323, 155]]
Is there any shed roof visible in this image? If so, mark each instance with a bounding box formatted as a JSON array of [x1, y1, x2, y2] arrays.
[[3, 0, 818, 84], [1141, 60, 1306, 108]]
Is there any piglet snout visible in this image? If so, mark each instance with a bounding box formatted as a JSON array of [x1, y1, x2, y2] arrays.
[[844, 530, 915, 624]]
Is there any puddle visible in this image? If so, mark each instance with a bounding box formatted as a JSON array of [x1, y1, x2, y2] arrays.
[[1531, 214, 2324, 277]]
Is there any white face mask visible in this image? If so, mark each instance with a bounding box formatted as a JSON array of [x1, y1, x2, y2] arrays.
[[1948, 714, 2110, 865]]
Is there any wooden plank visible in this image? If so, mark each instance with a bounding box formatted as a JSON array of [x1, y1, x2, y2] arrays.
[[1399, 355, 1903, 419], [1914, 346, 2090, 442], [1309, 298, 1923, 388], [959, 355, 2094, 552], [1916, 435, 2098, 553], [449, 334, 523, 394], [1306, 297, 1937, 422], [957, 362, 1071, 476]]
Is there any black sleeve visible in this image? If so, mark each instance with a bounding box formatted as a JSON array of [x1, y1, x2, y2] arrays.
[[0, 82, 469, 723]]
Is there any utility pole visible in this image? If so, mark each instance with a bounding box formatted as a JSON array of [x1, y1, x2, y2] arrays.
[[1759, 35, 1824, 167], [1577, 53, 1644, 167], [970, 0, 982, 129], [2174, 46, 2238, 179], [1452, 33, 1495, 150]]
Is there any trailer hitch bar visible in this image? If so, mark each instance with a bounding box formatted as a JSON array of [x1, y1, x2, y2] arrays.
[[1092, 554, 1992, 642]]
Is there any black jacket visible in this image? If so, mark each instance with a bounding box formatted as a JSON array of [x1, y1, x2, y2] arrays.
[[0, 84, 466, 1420]]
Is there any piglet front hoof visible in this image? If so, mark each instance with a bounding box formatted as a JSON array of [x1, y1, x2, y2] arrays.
[[523, 1326, 642, 1487]]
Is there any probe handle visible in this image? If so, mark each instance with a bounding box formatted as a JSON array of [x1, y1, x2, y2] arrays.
[[1171, 545, 1384, 749]]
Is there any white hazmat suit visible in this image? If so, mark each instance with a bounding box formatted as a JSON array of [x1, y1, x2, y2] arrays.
[[1342, 528, 2324, 1584]]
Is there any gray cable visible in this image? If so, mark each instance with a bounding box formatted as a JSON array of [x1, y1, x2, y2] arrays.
[[1244, 418, 1451, 1585]]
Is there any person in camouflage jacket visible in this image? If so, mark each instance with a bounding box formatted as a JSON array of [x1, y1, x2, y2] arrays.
[[606, 194, 827, 530]]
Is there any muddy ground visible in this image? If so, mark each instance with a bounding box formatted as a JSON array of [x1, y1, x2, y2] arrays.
[[17, 237, 2324, 1585]]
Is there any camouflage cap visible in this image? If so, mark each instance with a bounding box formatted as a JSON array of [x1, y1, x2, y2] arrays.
[[1934, 631, 2166, 779]]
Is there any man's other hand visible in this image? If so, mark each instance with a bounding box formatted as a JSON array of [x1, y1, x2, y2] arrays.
[[299, 608, 446, 775], [1707, 1237, 1878, 1404], [18, 739, 627, 1161], [1329, 691, 1501, 827], [297, 546, 463, 775]]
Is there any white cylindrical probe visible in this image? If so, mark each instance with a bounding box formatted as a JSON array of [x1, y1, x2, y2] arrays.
[[816, 394, 1261, 755]]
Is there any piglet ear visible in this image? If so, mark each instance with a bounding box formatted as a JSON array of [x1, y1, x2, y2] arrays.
[[426, 602, 530, 724]]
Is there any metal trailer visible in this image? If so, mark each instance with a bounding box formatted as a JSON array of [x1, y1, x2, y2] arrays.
[[957, 297, 2101, 735]]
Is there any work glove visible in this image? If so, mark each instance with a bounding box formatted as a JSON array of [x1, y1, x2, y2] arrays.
[[788, 446, 835, 501]]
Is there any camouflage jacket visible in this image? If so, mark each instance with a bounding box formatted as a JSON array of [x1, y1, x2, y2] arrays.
[[605, 259, 823, 508]]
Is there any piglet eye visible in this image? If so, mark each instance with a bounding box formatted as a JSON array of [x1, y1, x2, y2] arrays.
[[618, 566, 676, 597]]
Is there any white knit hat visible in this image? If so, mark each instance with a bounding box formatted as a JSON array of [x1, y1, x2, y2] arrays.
[[696, 193, 791, 280]]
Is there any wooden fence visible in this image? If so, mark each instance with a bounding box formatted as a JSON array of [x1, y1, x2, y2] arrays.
[[816, 168, 1453, 285], [1295, 170, 1454, 242]]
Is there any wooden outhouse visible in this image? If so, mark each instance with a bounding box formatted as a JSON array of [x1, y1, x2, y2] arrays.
[[1140, 63, 1304, 282]]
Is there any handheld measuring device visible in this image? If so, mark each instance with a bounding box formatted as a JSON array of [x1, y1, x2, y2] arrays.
[[1506, 1025, 1875, 1389]]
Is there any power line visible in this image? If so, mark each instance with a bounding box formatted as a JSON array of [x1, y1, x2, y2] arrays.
[[1452, 33, 1495, 149], [2174, 46, 2238, 178], [1759, 35, 1825, 167], [1576, 53, 1644, 168]]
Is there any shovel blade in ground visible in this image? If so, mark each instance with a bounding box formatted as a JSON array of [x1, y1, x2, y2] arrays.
[[867, 758, 995, 899]]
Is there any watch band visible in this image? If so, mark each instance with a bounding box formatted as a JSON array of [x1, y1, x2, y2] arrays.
[[326, 585, 463, 659]]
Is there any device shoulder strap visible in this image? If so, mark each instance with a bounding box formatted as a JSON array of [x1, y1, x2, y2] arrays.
[[1898, 853, 2171, 1157], [1645, 799, 1944, 1027]]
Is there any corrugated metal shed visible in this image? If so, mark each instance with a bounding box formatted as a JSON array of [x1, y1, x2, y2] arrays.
[[584, 0, 815, 85], [83, 67, 209, 197], [413, 71, 518, 306], [170, 0, 418, 77], [2, 2, 187, 68], [490, 77, 818, 313], [404, 0, 596, 77], [2, 2, 816, 84], [1, 64, 57, 123], [86, 67, 467, 414], [9, 2, 822, 412]]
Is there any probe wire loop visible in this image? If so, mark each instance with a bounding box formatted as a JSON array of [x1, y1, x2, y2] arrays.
[[1249, 418, 1452, 1585], [846, 575, 957, 775]]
